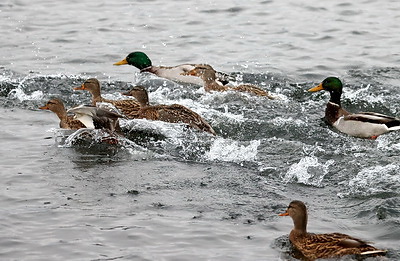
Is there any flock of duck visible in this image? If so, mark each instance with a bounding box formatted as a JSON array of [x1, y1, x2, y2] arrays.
[[39, 51, 397, 260]]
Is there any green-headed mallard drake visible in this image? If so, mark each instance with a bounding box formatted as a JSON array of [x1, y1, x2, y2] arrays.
[[39, 98, 86, 129], [309, 77, 400, 139], [113, 51, 232, 86], [67, 104, 124, 133], [74, 78, 140, 119], [279, 200, 386, 260], [183, 65, 275, 99], [122, 86, 216, 135]]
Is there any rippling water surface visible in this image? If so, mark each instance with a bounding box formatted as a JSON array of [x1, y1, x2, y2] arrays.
[[1, 0, 400, 260]]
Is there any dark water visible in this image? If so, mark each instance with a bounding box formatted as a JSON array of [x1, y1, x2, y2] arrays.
[[1, 0, 400, 260]]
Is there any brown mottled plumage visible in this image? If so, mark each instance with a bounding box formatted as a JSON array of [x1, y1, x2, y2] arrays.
[[39, 98, 85, 129], [183, 65, 275, 99], [279, 200, 386, 260], [122, 86, 216, 135], [74, 78, 140, 119]]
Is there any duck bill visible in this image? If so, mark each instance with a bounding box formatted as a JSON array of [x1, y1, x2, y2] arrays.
[[113, 58, 128, 66], [308, 83, 324, 92], [278, 212, 289, 216], [39, 105, 49, 110], [73, 84, 85, 90]]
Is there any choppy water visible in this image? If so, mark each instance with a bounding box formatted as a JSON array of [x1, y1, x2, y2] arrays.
[[1, 0, 400, 260]]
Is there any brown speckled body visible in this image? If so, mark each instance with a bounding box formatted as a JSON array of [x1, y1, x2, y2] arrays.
[[123, 86, 216, 135], [185, 65, 275, 98], [280, 200, 385, 260]]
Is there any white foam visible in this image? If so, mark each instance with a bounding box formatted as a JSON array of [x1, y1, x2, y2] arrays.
[[205, 138, 260, 163], [269, 116, 307, 127], [8, 88, 44, 101], [338, 164, 400, 197], [344, 83, 385, 104], [283, 156, 334, 187], [122, 118, 186, 138]]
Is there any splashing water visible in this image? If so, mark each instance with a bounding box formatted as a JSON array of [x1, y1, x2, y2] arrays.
[[283, 156, 334, 187], [338, 164, 400, 198], [8, 87, 44, 101], [205, 138, 260, 163]]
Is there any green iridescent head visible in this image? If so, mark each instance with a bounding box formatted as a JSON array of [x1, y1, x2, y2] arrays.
[[114, 51, 152, 70], [309, 77, 343, 104]]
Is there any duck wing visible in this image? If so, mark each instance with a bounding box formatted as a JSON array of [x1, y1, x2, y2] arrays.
[[68, 105, 124, 132], [154, 104, 216, 135], [344, 112, 400, 129], [298, 233, 384, 260]]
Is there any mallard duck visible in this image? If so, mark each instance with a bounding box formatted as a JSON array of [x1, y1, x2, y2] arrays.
[[113, 51, 233, 85], [39, 98, 86, 129], [122, 86, 216, 135], [67, 105, 124, 133], [73, 78, 140, 119], [279, 200, 386, 260], [182, 65, 275, 99], [309, 77, 400, 139]]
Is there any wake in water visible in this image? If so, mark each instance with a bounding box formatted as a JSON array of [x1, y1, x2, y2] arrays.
[[1, 71, 278, 165], [2, 68, 400, 179]]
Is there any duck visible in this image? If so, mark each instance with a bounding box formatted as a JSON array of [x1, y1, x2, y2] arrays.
[[39, 98, 86, 129], [309, 77, 400, 139], [182, 65, 275, 99], [122, 85, 216, 135], [73, 78, 140, 119], [113, 51, 233, 86], [67, 104, 124, 133], [279, 200, 386, 260]]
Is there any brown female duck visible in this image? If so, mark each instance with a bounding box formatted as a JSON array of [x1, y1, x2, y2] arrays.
[[74, 78, 140, 119], [39, 98, 85, 129], [122, 86, 216, 135], [279, 200, 386, 260], [182, 65, 275, 99]]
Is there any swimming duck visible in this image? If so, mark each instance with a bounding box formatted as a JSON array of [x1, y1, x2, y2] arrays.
[[67, 105, 124, 133], [279, 200, 386, 260], [122, 86, 216, 135], [39, 98, 85, 129], [74, 78, 140, 119], [113, 51, 233, 86], [182, 65, 275, 98], [309, 77, 400, 139]]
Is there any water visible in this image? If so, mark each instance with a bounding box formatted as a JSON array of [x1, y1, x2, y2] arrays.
[[1, 0, 400, 260]]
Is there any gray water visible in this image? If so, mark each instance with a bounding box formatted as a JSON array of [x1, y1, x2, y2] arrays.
[[1, 0, 400, 260]]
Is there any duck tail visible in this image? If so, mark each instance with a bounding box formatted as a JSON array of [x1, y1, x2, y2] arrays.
[[386, 119, 400, 130]]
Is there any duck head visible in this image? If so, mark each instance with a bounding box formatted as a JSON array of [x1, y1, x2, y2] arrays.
[[73, 78, 102, 101], [39, 98, 66, 114], [113, 52, 152, 70], [122, 85, 149, 106], [279, 200, 308, 233], [309, 77, 343, 105]]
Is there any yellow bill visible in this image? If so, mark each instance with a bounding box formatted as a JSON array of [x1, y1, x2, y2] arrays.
[[308, 83, 324, 92], [113, 58, 128, 66]]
